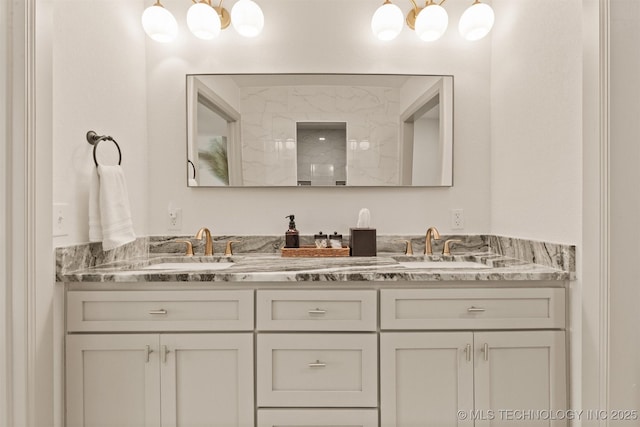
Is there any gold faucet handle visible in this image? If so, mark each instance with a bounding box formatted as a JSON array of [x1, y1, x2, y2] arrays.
[[442, 239, 462, 256], [225, 240, 240, 257], [174, 240, 194, 257], [395, 240, 414, 255]]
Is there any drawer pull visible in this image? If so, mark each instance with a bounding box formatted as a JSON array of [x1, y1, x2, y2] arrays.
[[308, 309, 327, 315], [145, 345, 154, 363], [465, 344, 471, 362], [467, 306, 486, 313], [308, 360, 326, 368], [161, 345, 171, 363], [482, 343, 489, 361], [149, 309, 168, 315]]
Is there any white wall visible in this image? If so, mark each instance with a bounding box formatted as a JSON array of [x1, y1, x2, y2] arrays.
[[609, 0, 640, 417], [490, 0, 582, 244], [146, 0, 492, 236], [52, 0, 149, 246]]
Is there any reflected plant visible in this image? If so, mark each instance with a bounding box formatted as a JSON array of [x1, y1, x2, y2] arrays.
[[199, 136, 229, 185]]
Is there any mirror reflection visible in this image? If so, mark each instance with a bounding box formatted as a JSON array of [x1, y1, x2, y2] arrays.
[[186, 74, 453, 187]]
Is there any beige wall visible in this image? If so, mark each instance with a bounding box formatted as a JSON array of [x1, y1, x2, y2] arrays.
[[145, 0, 492, 237], [52, 0, 149, 247], [490, 0, 583, 244], [609, 0, 640, 418]]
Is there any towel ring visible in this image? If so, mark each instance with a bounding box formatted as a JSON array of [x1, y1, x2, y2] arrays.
[[86, 130, 122, 167], [187, 160, 196, 179]]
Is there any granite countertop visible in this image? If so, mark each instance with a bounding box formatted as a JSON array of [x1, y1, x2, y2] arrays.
[[57, 251, 572, 283]]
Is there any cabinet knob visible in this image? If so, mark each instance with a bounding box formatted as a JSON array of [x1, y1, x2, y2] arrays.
[[465, 344, 471, 362], [467, 306, 485, 313], [149, 309, 168, 315], [308, 309, 326, 315]]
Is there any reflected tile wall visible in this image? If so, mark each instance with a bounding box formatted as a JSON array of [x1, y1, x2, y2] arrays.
[[240, 85, 400, 186]]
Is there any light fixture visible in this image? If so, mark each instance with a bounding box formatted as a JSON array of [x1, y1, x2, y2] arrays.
[[414, 1, 448, 41], [231, 0, 265, 38], [458, 0, 494, 41], [371, 0, 405, 41], [187, 1, 221, 40], [142, 0, 264, 42], [141, 0, 178, 43], [371, 0, 494, 42]]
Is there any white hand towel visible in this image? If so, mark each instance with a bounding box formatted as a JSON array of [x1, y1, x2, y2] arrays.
[[89, 169, 103, 242], [89, 165, 136, 251]]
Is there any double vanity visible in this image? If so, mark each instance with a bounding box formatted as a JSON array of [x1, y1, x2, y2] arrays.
[[57, 234, 574, 427]]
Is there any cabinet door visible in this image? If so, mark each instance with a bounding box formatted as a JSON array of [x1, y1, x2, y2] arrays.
[[380, 332, 474, 427], [66, 334, 160, 427], [160, 333, 254, 427], [474, 331, 567, 427]]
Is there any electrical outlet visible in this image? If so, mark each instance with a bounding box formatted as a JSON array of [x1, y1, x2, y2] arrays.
[[167, 207, 182, 231], [451, 209, 464, 230], [53, 203, 69, 237]]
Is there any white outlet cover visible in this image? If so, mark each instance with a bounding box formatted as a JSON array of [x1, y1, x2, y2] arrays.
[[53, 203, 69, 237], [167, 207, 182, 231]]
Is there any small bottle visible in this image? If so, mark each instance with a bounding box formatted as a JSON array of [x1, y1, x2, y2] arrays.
[[314, 232, 328, 248], [284, 215, 300, 248], [329, 232, 343, 249]]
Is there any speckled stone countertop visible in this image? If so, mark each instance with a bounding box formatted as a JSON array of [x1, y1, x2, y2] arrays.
[[56, 247, 574, 283]]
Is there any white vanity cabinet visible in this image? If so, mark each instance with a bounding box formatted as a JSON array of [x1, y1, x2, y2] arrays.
[[379, 288, 567, 427], [65, 290, 254, 427], [255, 289, 379, 423]]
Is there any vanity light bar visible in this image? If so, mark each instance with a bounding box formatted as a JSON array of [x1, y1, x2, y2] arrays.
[[142, 0, 265, 43], [371, 0, 495, 42]]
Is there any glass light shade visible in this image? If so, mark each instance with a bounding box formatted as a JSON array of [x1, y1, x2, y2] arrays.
[[458, 2, 495, 41], [187, 2, 221, 40], [141, 4, 178, 43], [415, 4, 448, 41], [371, 3, 404, 41], [231, 0, 264, 38]]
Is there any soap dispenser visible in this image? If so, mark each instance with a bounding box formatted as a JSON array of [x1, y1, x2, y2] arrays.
[[284, 215, 300, 248]]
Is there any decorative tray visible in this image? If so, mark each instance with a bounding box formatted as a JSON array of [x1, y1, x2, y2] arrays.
[[281, 245, 351, 258]]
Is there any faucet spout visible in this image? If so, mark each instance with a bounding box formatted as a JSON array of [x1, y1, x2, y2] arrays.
[[195, 227, 214, 256], [424, 227, 441, 255]]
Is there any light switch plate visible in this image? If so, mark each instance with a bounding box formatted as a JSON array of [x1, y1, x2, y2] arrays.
[[53, 203, 69, 237]]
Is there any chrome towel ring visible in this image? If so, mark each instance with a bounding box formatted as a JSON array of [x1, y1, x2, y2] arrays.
[[86, 130, 122, 167]]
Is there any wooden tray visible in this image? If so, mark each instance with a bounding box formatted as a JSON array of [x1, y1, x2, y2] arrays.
[[281, 245, 350, 258]]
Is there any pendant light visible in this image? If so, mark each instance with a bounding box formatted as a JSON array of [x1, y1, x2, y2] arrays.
[[187, 1, 221, 40], [458, 0, 495, 41], [141, 0, 178, 43], [371, 0, 405, 41], [231, 0, 265, 38]]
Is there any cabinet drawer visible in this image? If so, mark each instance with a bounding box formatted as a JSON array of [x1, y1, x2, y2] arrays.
[[381, 288, 565, 330], [257, 334, 378, 407], [256, 290, 377, 331], [258, 409, 378, 427], [67, 290, 254, 332]]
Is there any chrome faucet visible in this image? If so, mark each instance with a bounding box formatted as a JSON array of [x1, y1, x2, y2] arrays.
[[424, 227, 441, 255], [195, 227, 214, 256]]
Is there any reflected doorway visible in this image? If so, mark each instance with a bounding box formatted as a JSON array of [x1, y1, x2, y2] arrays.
[[296, 122, 347, 186]]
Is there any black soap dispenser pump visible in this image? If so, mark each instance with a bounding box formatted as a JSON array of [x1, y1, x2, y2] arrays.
[[285, 215, 300, 248]]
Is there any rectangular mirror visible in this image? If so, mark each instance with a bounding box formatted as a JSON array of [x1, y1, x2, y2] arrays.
[[186, 74, 453, 187]]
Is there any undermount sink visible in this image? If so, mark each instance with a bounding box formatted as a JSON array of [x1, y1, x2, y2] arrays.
[[397, 261, 491, 269], [142, 262, 235, 271]]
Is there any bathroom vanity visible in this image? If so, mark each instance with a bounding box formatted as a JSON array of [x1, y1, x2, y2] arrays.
[[57, 236, 573, 427]]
